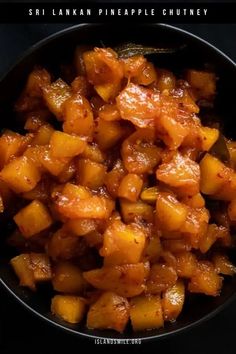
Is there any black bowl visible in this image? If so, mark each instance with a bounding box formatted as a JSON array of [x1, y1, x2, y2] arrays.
[[0, 23, 236, 342]]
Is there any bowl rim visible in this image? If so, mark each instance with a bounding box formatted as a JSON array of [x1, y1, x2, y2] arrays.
[[1, 22, 236, 342]]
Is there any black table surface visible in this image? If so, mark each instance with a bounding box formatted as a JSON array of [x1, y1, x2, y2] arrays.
[[0, 23, 236, 354]]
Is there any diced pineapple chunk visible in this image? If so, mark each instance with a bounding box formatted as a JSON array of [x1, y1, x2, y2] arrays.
[[104, 159, 125, 198], [38, 146, 71, 176], [98, 103, 121, 121], [212, 173, 236, 201], [29, 253, 52, 282], [51, 295, 86, 324], [50, 131, 86, 158], [95, 118, 130, 150], [188, 261, 222, 296], [181, 193, 205, 208], [25, 68, 51, 97], [0, 156, 41, 193], [140, 186, 159, 204], [55, 183, 114, 220], [81, 143, 105, 163], [156, 192, 188, 231], [100, 219, 146, 266], [156, 96, 191, 149], [199, 126, 219, 151], [186, 70, 216, 99], [116, 83, 159, 128], [199, 224, 222, 253], [0, 130, 30, 168], [83, 48, 123, 86], [156, 70, 176, 92], [136, 62, 157, 86], [130, 295, 163, 331], [146, 264, 177, 294], [11, 252, 51, 290], [63, 93, 94, 137], [95, 81, 121, 102], [83, 263, 147, 297], [162, 280, 185, 321], [118, 173, 143, 202], [121, 128, 161, 174], [175, 252, 197, 278], [24, 110, 49, 131], [47, 227, 83, 261], [87, 291, 129, 333], [144, 236, 162, 263], [200, 153, 232, 195], [120, 199, 154, 224], [65, 218, 97, 236], [14, 200, 53, 238], [212, 253, 236, 276], [43, 79, 72, 120], [156, 152, 200, 197], [52, 261, 86, 293], [76, 158, 106, 190], [162, 239, 191, 253], [31, 124, 54, 146], [10, 254, 35, 290]]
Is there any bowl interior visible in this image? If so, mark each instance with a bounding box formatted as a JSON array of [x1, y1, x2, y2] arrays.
[[0, 23, 236, 341]]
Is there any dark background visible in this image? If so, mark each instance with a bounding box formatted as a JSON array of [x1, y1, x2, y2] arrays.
[[0, 21, 236, 354]]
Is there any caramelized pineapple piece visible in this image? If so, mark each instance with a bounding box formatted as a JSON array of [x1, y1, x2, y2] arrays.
[[118, 173, 143, 202], [87, 291, 129, 333], [116, 83, 160, 128], [156, 152, 200, 197], [146, 264, 177, 294], [162, 280, 185, 321], [100, 219, 146, 266], [63, 93, 94, 137], [14, 200, 53, 238], [130, 295, 163, 331], [188, 261, 223, 296], [51, 295, 86, 324], [52, 261, 86, 293], [76, 158, 106, 190], [156, 192, 188, 232], [50, 131, 86, 158], [43, 78, 72, 120], [0, 156, 41, 193], [83, 263, 147, 297]]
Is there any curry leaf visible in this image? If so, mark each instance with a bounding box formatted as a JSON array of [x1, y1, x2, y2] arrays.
[[210, 133, 230, 164], [114, 42, 186, 58]]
